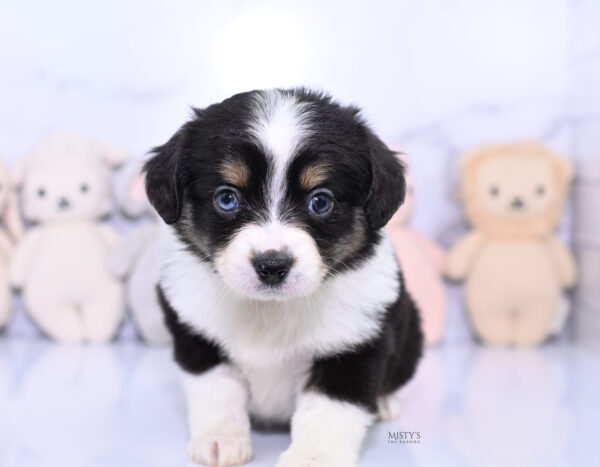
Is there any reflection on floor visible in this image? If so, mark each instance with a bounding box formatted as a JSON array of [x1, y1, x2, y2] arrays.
[[0, 339, 598, 467]]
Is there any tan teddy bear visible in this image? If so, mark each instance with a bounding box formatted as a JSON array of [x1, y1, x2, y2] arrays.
[[445, 142, 577, 347], [10, 133, 126, 343]]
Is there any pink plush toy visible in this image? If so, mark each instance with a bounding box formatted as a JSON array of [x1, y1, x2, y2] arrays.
[[387, 153, 447, 346]]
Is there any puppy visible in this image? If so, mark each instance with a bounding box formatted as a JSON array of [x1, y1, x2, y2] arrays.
[[145, 89, 423, 467]]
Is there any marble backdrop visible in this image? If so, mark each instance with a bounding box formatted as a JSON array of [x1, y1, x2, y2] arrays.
[[0, 0, 598, 342], [570, 0, 600, 346]]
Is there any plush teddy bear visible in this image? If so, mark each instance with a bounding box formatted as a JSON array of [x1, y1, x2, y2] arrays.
[[387, 153, 447, 346], [0, 159, 22, 330], [110, 159, 171, 345], [10, 133, 127, 343], [445, 142, 577, 347]]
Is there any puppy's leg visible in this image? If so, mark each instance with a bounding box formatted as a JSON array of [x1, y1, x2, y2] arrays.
[[277, 391, 374, 467], [182, 366, 253, 467], [158, 287, 252, 466], [276, 342, 384, 467]]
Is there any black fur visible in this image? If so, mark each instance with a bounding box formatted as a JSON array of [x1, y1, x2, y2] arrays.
[[144, 88, 406, 272], [307, 272, 423, 412], [158, 286, 227, 374], [148, 88, 422, 427]]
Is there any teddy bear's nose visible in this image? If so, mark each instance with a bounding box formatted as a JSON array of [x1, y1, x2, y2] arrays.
[[510, 196, 524, 210], [58, 197, 71, 210]]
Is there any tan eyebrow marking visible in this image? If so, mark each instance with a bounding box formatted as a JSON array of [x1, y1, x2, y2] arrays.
[[220, 159, 250, 187], [299, 163, 330, 191]]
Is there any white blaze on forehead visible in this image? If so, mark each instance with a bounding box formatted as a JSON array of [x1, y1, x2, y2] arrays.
[[248, 90, 312, 220]]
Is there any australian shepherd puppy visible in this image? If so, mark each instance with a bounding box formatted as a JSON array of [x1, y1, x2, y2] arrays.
[[144, 88, 423, 467]]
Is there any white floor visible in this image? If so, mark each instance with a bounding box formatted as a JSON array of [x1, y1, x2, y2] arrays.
[[0, 339, 598, 467]]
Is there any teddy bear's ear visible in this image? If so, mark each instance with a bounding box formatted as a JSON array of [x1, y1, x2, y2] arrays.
[[555, 153, 574, 182], [11, 158, 27, 189], [364, 134, 406, 229], [119, 160, 149, 219], [458, 148, 481, 173], [93, 141, 129, 168]]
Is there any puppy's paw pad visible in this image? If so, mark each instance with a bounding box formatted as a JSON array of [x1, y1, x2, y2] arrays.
[[189, 432, 253, 467]]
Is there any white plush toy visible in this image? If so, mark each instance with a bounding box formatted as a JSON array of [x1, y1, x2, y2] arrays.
[[111, 159, 171, 344], [10, 133, 127, 343], [0, 159, 22, 330]]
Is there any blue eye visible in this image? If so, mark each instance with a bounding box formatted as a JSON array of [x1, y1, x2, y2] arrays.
[[215, 188, 240, 213], [308, 190, 334, 216]]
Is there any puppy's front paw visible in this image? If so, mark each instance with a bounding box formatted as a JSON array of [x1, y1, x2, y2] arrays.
[[276, 447, 352, 467], [189, 430, 253, 467]]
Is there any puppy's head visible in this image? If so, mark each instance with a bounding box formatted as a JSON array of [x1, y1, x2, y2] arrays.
[[145, 89, 405, 301]]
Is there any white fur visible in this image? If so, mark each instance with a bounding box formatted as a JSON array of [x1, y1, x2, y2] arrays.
[[160, 224, 399, 422], [248, 90, 312, 220], [276, 392, 375, 467], [181, 366, 253, 467], [214, 221, 324, 300], [161, 92, 401, 464], [242, 354, 312, 423], [377, 392, 403, 421], [215, 92, 321, 301]]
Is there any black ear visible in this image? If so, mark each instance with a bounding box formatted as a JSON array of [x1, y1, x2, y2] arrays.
[[144, 127, 187, 224], [364, 134, 406, 229]]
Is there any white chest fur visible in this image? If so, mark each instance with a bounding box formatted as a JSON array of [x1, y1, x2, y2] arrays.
[[160, 225, 400, 420]]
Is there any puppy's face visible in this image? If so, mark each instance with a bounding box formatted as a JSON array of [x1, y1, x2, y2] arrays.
[[146, 89, 405, 301]]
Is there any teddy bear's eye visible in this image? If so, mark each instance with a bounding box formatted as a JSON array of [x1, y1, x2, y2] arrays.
[[489, 185, 500, 197], [80, 183, 89, 193], [38, 188, 46, 198], [536, 185, 545, 196]]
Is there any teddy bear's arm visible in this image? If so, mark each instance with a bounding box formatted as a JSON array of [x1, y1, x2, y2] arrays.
[[97, 224, 122, 251], [444, 232, 483, 281], [547, 237, 577, 289], [9, 229, 43, 289]]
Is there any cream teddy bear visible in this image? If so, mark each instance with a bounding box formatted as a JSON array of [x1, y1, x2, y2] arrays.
[[10, 133, 126, 343], [445, 142, 577, 347], [387, 153, 447, 346], [0, 159, 22, 330], [110, 159, 171, 345]]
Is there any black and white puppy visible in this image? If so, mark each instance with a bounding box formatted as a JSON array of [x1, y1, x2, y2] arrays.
[[145, 88, 422, 467]]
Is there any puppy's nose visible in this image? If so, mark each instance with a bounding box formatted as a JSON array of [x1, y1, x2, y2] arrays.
[[510, 196, 524, 210], [58, 197, 71, 210], [252, 250, 294, 286]]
